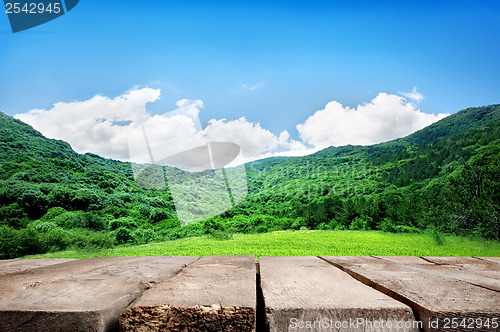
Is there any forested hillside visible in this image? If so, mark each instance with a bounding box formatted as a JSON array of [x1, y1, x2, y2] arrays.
[[0, 105, 499, 258], [240, 105, 499, 239]]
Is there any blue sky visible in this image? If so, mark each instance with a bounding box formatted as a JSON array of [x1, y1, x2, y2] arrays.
[[1, 0, 500, 162]]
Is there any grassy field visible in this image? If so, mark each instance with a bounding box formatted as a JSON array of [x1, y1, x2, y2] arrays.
[[28, 230, 500, 259]]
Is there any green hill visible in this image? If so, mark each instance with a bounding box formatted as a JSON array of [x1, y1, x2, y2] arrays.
[[241, 105, 499, 237], [0, 105, 499, 259]]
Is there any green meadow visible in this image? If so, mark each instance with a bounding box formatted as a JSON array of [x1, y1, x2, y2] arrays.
[[29, 230, 500, 259]]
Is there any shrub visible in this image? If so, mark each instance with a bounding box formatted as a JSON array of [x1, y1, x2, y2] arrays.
[[40, 206, 67, 221], [154, 218, 180, 231], [17, 189, 49, 219], [255, 224, 268, 233], [428, 226, 446, 245], [202, 217, 224, 234], [380, 218, 397, 232], [102, 205, 128, 218], [109, 217, 135, 231], [69, 229, 115, 249], [52, 210, 80, 227], [138, 204, 151, 217], [115, 227, 135, 244], [134, 228, 156, 244], [0, 202, 29, 229], [227, 215, 252, 233], [49, 187, 74, 209], [70, 190, 103, 211], [393, 225, 422, 234], [349, 216, 372, 231], [275, 217, 293, 230], [31, 221, 60, 232], [162, 227, 183, 240], [67, 212, 107, 231], [39, 229, 71, 252], [291, 217, 306, 230], [0, 226, 42, 259], [149, 208, 172, 223], [381, 218, 421, 234], [208, 229, 233, 240]]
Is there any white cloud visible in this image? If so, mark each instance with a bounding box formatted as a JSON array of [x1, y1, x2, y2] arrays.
[[296, 92, 449, 149], [15, 87, 449, 167], [201, 120, 315, 165], [399, 86, 424, 104], [127, 109, 205, 164], [278, 130, 309, 151], [241, 82, 268, 91], [15, 88, 205, 163], [202, 117, 279, 164]]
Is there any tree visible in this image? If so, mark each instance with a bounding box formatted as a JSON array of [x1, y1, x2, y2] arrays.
[[115, 227, 135, 244], [448, 151, 499, 239], [17, 189, 49, 219]]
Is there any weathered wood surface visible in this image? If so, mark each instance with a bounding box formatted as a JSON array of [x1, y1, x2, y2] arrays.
[[373, 256, 434, 265], [321, 256, 500, 332], [0, 258, 76, 276], [260, 256, 418, 332], [0, 256, 198, 332], [120, 255, 256, 332], [422, 256, 498, 266], [1, 255, 498, 332], [476, 257, 500, 264], [420, 256, 500, 291]]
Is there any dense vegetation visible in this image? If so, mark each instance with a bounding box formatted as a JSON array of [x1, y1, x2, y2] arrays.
[[239, 105, 499, 240], [0, 105, 499, 259]]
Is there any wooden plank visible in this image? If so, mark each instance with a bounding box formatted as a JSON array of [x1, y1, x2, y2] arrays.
[[422, 256, 494, 266], [374, 256, 434, 265], [260, 256, 418, 332], [322, 256, 500, 332], [419, 257, 500, 291], [120, 255, 256, 332], [476, 257, 500, 264], [0, 256, 198, 332], [0, 258, 77, 276], [374, 256, 500, 291], [315, 255, 378, 266]]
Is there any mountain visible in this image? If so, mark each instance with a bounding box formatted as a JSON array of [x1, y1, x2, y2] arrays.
[[0, 105, 499, 259], [0, 112, 76, 162], [240, 105, 498, 234], [244, 104, 498, 195], [403, 104, 500, 145]]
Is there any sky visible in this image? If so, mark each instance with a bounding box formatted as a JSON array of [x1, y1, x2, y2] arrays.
[[1, 0, 499, 165]]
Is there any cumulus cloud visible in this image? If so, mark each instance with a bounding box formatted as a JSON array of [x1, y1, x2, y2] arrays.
[[202, 117, 279, 164], [296, 91, 449, 149], [127, 105, 205, 164], [15, 87, 449, 166], [15, 88, 205, 163], [278, 130, 309, 151], [399, 86, 424, 104], [14, 88, 284, 165]]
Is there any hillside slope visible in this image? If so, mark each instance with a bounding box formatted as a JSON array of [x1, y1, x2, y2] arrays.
[[231, 104, 499, 238], [0, 105, 498, 258]]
